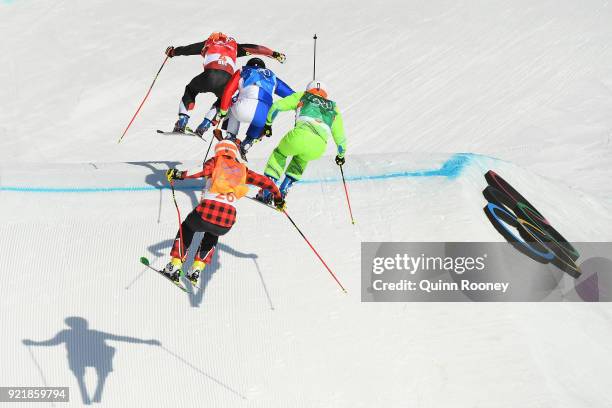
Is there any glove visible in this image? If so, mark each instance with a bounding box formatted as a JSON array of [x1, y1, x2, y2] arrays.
[[165, 46, 175, 57], [216, 109, 228, 120], [261, 124, 272, 137], [166, 169, 185, 183], [335, 155, 345, 166], [274, 196, 286, 212], [272, 51, 286, 63]]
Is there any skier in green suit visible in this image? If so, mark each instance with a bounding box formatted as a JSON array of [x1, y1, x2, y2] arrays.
[[255, 80, 346, 203]]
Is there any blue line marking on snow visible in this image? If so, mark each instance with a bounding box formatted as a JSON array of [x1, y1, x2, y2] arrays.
[[301, 152, 471, 184], [0, 153, 474, 193]]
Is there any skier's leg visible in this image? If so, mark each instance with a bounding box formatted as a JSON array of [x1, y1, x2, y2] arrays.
[[240, 101, 270, 158], [225, 109, 241, 140], [210, 70, 232, 98], [196, 233, 219, 263], [170, 211, 201, 260], [263, 128, 303, 180], [193, 69, 230, 134], [176, 72, 209, 131], [189, 221, 230, 283], [256, 129, 302, 202], [285, 149, 324, 181], [226, 98, 259, 140], [282, 129, 326, 197], [195, 99, 219, 136], [165, 210, 203, 278], [178, 70, 230, 132]]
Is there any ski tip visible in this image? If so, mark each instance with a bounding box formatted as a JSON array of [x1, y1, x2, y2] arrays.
[[156, 130, 164, 134], [140, 257, 150, 266]]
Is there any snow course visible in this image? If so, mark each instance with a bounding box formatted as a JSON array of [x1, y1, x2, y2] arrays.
[[2, 0, 612, 407]]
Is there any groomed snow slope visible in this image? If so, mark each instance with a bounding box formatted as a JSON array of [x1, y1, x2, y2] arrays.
[[2, 0, 612, 407], [2, 155, 612, 407]]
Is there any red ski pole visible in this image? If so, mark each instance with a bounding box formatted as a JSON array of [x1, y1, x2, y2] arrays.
[[282, 209, 347, 293], [118, 55, 169, 143], [339, 164, 355, 225]]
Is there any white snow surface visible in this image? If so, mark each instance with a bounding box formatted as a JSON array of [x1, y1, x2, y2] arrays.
[[2, 0, 612, 407]]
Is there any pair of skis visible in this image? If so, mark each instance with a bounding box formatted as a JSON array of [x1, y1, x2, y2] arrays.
[[156, 127, 205, 139], [139, 197, 274, 293], [140, 257, 200, 293], [141, 194, 346, 294]]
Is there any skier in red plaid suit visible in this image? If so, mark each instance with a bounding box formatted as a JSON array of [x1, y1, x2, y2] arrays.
[[162, 140, 285, 285]]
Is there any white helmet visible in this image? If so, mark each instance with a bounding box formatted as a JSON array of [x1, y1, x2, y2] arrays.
[[214, 140, 239, 159], [305, 80, 328, 98]]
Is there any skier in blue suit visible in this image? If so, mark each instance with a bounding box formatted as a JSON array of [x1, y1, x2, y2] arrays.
[[213, 57, 294, 160]]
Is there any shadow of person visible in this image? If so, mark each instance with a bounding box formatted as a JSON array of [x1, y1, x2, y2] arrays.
[[127, 161, 201, 208], [184, 242, 259, 308], [146, 237, 259, 308], [23, 317, 160, 405]]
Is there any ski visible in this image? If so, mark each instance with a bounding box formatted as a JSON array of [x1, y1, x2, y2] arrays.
[[140, 256, 188, 292], [246, 195, 278, 211], [156, 127, 206, 140]]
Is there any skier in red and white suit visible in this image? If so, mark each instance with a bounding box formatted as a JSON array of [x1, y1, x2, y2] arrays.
[[165, 32, 286, 134], [162, 140, 285, 285]]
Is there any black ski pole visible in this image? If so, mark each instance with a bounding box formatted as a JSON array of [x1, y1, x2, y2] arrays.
[[204, 121, 223, 162], [312, 34, 318, 80], [203, 135, 214, 163]]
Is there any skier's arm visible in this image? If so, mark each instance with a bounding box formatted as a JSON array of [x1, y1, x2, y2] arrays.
[[237, 43, 274, 58], [246, 170, 282, 201], [274, 77, 295, 98], [23, 331, 65, 346], [173, 42, 205, 56], [182, 158, 216, 179], [331, 109, 347, 158], [102, 332, 159, 345], [266, 92, 303, 124], [220, 71, 241, 113]]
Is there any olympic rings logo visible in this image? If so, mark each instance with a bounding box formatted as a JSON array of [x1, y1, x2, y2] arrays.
[[482, 170, 581, 278]]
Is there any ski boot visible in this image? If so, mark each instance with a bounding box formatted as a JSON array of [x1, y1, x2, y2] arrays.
[[162, 257, 183, 282], [195, 118, 212, 137], [224, 132, 238, 143], [173, 114, 190, 133], [222, 134, 248, 161], [279, 175, 297, 199], [187, 260, 205, 285], [255, 175, 278, 204], [238, 136, 258, 162]]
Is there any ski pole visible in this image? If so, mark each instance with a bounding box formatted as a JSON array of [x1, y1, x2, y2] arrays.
[[169, 180, 185, 259], [204, 120, 223, 162], [203, 135, 215, 163], [312, 34, 318, 80], [339, 164, 355, 225], [282, 209, 347, 293], [118, 55, 169, 143]]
